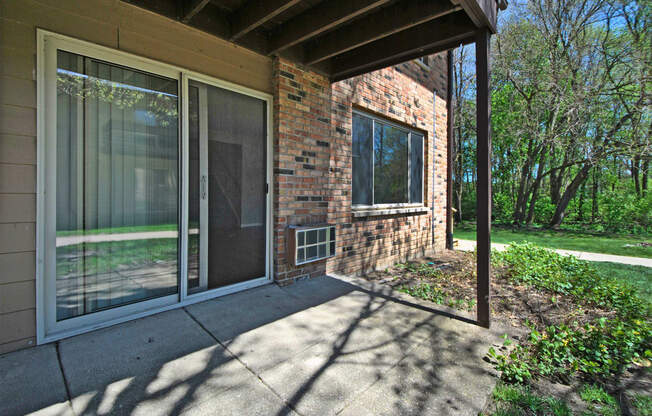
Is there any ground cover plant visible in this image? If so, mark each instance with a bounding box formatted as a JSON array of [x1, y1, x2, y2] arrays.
[[362, 244, 652, 414], [488, 243, 651, 384]]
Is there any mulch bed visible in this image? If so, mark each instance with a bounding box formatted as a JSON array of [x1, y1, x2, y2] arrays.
[[363, 249, 614, 331], [361, 249, 651, 415]]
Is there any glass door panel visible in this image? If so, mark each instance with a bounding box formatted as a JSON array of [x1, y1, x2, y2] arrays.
[[55, 50, 179, 321], [187, 80, 267, 293]]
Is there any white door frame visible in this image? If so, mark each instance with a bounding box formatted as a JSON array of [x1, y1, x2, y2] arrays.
[[181, 74, 273, 302], [36, 29, 274, 344]]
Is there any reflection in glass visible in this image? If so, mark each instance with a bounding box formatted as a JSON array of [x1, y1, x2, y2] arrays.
[[410, 133, 424, 203], [374, 123, 408, 204], [187, 85, 200, 292], [55, 50, 179, 321], [352, 113, 373, 205]]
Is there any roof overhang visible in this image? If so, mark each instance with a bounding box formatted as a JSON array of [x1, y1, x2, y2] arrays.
[[120, 0, 505, 80]]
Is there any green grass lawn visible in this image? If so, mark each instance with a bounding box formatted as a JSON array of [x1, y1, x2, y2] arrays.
[[455, 223, 652, 258], [56, 223, 177, 237], [592, 261, 652, 304]]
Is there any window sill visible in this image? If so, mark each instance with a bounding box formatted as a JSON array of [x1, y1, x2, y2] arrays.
[[352, 206, 429, 218], [415, 60, 430, 71]]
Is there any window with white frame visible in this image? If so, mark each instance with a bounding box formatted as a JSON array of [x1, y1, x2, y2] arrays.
[[352, 111, 424, 207]]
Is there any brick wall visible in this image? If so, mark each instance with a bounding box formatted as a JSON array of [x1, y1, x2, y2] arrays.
[[272, 58, 332, 284], [273, 54, 449, 281]]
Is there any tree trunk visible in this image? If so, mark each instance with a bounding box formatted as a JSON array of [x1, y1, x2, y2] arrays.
[[513, 164, 530, 224], [454, 124, 464, 222], [513, 140, 536, 225], [643, 158, 649, 195], [591, 166, 599, 222], [550, 146, 568, 206], [550, 163, 593, 228], [632, 156, 641, 197], [526, 147, 548, 225], [577, 179, 585, 222]]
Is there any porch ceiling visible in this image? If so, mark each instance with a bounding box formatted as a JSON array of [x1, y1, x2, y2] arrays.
[[120, 0, 505, 80]]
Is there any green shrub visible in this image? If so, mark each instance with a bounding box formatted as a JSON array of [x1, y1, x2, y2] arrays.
[[493, 243, 649, 319], [493, 192, 515, 223], [632, 394, 652, 416], [532, 195, 556, 224], [600, 191, 652, 234], [489, 244, 652, 382]]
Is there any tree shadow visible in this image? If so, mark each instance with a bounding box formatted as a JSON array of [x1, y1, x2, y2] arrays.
[[28, 275, 500, 416]]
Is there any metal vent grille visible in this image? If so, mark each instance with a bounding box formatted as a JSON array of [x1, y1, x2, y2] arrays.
[[289, 225, 336, 266]]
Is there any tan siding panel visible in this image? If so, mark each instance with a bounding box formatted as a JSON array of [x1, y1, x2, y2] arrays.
[[0, 252, 36, 284], [0, 163, 36, 193], [0, 280, 35, 313], [0, 19, 36, 51], [0, 223, 35, 253], [0, 135, 36, 165], [0, 194, 36, 223], [30, 0, 117, 20], [1, 0, 272, 94], [0, 308, 35, 344], [0, 47, 35, 80], [0, 336, 35, 354], [0, 105, 36, 136], [118, 30, 273, 94], [0, 0, 118, 49], [0, 76, 36, 108], [117, 4, 272, 93]]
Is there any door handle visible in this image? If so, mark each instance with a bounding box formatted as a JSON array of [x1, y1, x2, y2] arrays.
[[201, 175, 207, 200]]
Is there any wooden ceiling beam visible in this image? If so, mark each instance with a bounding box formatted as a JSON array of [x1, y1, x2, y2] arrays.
[[330, 11, 476, 81], [267, 0, 392, 55], [304, 0, 461, 66], [458, 0, 498, 32], [189, 4, 269, 54], [230, 0, 303, 41], [181, 0, 212, 23]]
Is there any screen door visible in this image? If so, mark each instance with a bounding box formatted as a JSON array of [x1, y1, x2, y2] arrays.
[[187, 79, 267, 294]]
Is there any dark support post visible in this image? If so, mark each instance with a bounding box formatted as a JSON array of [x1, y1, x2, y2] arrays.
[[475, 29, 492, 328], [446, 49, 455, 250]]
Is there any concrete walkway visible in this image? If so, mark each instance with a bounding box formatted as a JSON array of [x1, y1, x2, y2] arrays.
[[0, 275, 504, 416], [456, 239, 652, 267]]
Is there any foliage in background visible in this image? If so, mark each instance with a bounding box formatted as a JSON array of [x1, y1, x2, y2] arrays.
[[452, 0, 651, 233]]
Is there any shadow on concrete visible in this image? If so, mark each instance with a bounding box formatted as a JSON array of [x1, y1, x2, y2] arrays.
[[1, 275, 501, 416]]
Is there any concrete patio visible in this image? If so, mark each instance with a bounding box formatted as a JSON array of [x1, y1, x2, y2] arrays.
[[1, 275, 503, 416]]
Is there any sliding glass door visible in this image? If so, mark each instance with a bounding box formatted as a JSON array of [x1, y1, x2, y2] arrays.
[[40, 32, 271, 341], [186, 79, 268, 294], [53, 50, 180, 323]]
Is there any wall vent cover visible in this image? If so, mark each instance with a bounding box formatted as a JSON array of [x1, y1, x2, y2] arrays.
[[287, 225, 336, 266]]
